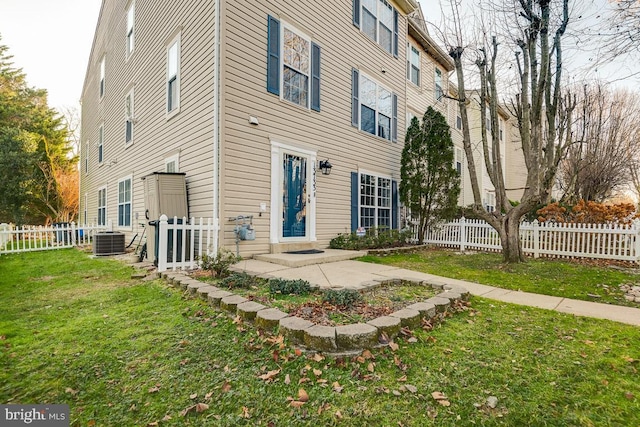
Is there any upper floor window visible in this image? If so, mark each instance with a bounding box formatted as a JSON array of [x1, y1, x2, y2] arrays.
[[84, 142, 89, 174], [455, 147, 463, 176], [485, 191, 496, 213], [167, 34, 180, 114], [117, 177, 132, 227], [353, 0, 399, 57], [351, 69, 398, 142], [407, 43, 420, 86], [125, 89, 134, 144], [435, 68, 443, 101], [456, 115, 462, 130], [126, 2, 135, 57], [267, 16, 321, 111], [98, 124, 104, 164], [99, 56, 105, 99]]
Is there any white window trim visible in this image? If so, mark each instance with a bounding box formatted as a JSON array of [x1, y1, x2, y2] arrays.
[[407, 42, 420, 87], [97, 124, 104, 164], [435, 67, 443, 102], [166, 32, 181, 119], [357, 71, 394, 141], [125, 88, 135, 146], [359, 0, 394, 54], [358, 169, 393, 229], [97, 186, 107, 226], [126, 1, 135, 59], [99, 55, 106, 100], [117, 175, 133, 229], [280, 21, 312, 109], [165, 153, 180, 172]]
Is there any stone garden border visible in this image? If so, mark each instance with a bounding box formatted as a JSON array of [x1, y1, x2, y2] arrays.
[[158, 271, 470, 356]]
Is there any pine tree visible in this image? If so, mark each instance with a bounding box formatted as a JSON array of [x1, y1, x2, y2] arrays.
[[400, 107, 460, 244]]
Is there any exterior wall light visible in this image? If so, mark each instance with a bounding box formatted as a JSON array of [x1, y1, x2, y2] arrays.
[[319, 159, 332, 175]]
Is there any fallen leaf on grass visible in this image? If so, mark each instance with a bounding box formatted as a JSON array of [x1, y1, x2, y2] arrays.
[[195, 403, 209, 413], [335, 410, 343, 419], [313, 368, 322, 377], [189, 393, 198, 400], [404, 384, 418, 393], [332, 382, 343, 393], [431, 391, 451, 406], [241, 406, 251, 418], [146, 422, 158, 427], [221, 380, 231, 393], [285, 374, 291, 385], [205, 391, 213, 400], [367, 362, 376, 373], [388, 341, 399, 351], [148, 386, 160, 393], [65, 387, 78, 395], [407, 337, 418, 343], [625, 392, 635, 400], [258, 369, 281, 382], [298, 388, 309, 402], [161, 415, 172, 421]]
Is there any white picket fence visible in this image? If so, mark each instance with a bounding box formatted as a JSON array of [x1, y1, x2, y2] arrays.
[[419, 217, 640, 263], [0, 222, 109, 255], [156, 215, 220, 272]]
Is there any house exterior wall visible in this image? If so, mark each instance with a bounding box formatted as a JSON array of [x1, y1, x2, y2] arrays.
[[80, 0, 217, 238], [80, 0, 418, 257]]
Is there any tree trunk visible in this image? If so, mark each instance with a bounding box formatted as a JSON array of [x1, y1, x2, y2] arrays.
[[501, 215, 525, 263]]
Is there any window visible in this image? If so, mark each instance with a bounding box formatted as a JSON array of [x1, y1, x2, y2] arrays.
[[353, 0, 399, 56], [351, 69, 398, 142], [83, 194, 87, 225], [485, 191, 495, 213], [435, 68, 443, 101], [406, 111, 417, 129], [360, 173, 391, 229], [97, 187, 107, 226], [267, 16, 321, 111], [456, 115, 462, 130], [117, 177, 132, 227], [126, 2, 135, 57], [165, 154, 179, 172], [99, 56, 105, 98], [98, 124, 104, 164], [455, 147, 463, 176], [167, 35, 180, 114], [84, 142, 89, 174], [125, 89, 134, 144], [407, 43, 420, 86]]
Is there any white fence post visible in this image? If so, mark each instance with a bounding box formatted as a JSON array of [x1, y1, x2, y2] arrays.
[[460, 217, 466, 252], [635, 221, 640, 264], [532, 220, 540, 259], [157, 214, 168, 272]]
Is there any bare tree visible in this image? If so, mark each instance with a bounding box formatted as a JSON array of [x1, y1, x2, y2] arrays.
[[559, 83, 640, 203], [447, 0, 576, 262]]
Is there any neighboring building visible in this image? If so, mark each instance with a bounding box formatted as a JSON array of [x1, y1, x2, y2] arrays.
[[80, 0, 420, 257]]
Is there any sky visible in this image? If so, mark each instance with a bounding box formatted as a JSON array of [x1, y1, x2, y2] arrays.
[[0, 0, 102, 111], [0, 0, 636, 114]]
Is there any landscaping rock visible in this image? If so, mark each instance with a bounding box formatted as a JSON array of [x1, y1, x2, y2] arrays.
[[335, 323, 378, 351], [443, 284, 470, 299], [367, 316, 402, 341], [304, 325, 337, 352], [404, 302, 437, 319], [220, 295, 248, 313], [207, 290, 234, 307], [255, 308, 289, 330], [439, 291, 462, 303], [389, 308, 422, 328], [279, 316, 314, 344], [424, 296, 451, 313], [237, 301, 267, 321], [487, 396, 498, 409], [186, 281, 210, 294], [196, 285, 221, 300]]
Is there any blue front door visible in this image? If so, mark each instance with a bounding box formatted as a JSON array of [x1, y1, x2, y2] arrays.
[[282, 153, 307, 238]]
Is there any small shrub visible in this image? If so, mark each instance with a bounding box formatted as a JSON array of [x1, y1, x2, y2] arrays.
[[197, 248, 241, 278], [323, 289, 363, 308], [268, 278, 311, 295], [221, 272, 261, 289], [329, 227, 412, 250]]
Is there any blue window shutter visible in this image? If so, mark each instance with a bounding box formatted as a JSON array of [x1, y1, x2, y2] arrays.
[[267, 15, 280, 95], [311, 43, 321, 112], [392, 93, 398, 142], [351, 172, 359, 231], [351, 69, 359, 127], [353, 0, 360, 28], [392, 180, 398, 229], [393, 9, 399, 58]]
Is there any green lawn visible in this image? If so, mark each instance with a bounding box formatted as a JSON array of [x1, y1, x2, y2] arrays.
[[1, 249, 639, 426], [360, 249, 640, 306]]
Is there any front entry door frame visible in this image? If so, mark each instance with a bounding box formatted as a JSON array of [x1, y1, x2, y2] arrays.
[[270, 141, 317, 244]]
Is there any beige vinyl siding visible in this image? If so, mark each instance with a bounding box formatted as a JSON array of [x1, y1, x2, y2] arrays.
[[222, 0, 410, 255], [80, 0, 217, 241]]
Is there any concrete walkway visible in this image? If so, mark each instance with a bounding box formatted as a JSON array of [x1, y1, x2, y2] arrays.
[[232, 257, 640, 327]]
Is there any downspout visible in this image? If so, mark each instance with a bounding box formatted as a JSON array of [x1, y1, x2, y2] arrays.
[[212, 0, 221, 252]]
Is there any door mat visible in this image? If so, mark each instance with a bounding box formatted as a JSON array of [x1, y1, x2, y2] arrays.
[[284, 249, 325, 255]]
